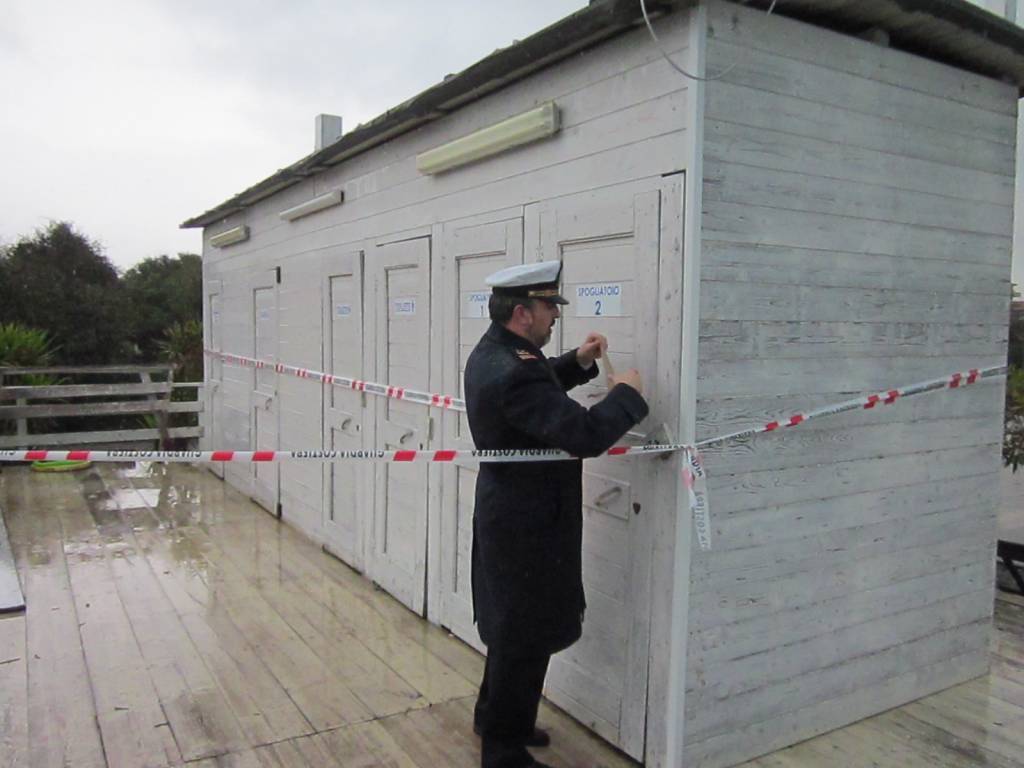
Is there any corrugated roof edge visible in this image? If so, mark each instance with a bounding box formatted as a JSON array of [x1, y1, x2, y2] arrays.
[[182, 0, 1024, 229]]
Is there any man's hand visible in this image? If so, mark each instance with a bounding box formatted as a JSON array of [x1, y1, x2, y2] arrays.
[[576, 333, 608, 369], [609, 369, 643, 396]]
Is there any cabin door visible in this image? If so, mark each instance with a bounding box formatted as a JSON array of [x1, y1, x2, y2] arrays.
[[526, 182, 666, 759], [321, 248, 368, 570], [251, 272, 280, 515], [368, 237, 433, 613], [206, 288, 224, 479], [435, 212, 523, 643]]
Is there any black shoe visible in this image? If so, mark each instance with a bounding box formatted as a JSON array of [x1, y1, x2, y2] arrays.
[[473, 724, 551, 748]]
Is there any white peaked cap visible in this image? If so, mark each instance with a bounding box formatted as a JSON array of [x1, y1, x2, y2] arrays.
[[484, 260, 568, 304]]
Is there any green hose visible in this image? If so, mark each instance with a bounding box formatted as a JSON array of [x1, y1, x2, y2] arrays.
[[30, 459, 92, 473]]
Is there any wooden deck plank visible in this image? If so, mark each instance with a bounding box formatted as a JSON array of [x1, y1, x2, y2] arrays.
[[139, 465, 477, 705], [168, 522, 428, 718], [188, 746, 269, 767], [379, 701, 476, 767], [240, 532, 479, 703], [0, 613, 28, 768], [176, 607, 317, 746], [112, 570, 251, 762], [960, 675, 1024, 710], [134, 495, 411, 728], [898, 697, 1024, 762], [103, 468, 379, 731], [224, 529, 478, 705], [87, 474, 253, 762], [186, 463, 485, 686], [451, 695, 639, 768], [217, 593, 375, 731], [261, 733, 341, 767], [405, 700, 482, 764], [2, 471, 107, 768], [732, 609, 1024, 768], [4, 464, 1024, 768], [316, 720, 422, 768], [53, 473, 183, 768], [124, 529, 318, 746], [302, 527, 487, 685], [859, 708, 1022, 768], [92, 477, 316, 747]]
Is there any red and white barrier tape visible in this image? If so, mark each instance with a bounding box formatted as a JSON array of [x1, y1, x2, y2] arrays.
[[0, 444, 679, 465], [206, 349, 465, 412], [207, 348, 1004, 437], [682, 448, 710, 552], [694, 365, 1006, 450], [1, 362, 1007, 552]]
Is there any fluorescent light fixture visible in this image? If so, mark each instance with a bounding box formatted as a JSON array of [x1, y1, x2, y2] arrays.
[[209, 225, 249, 248], [417, 102, 561, 175], [279, 189, 344, 221]]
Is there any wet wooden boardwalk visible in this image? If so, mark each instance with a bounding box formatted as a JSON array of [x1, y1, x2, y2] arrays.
[[0, 464, 633, 768], [0, 463, 1021, 768]]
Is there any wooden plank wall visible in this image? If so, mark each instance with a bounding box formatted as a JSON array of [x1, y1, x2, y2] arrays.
[[276, 255, 326, 535], [686, 2, 1016, 766], [200, 14, 694, 572], [211, 268, 257, 494], [200, 13, 695, 762]]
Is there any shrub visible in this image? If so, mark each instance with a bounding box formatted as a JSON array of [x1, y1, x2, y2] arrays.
[[1006, 367, 1024, 472], [0, 322, 57, 368], [157, 319, 203, 382]]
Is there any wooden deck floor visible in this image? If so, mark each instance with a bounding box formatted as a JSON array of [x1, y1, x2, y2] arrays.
[[0, 462, 1021, 768]]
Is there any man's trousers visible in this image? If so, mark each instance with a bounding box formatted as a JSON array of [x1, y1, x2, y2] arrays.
[[473, 646, 551, 768]]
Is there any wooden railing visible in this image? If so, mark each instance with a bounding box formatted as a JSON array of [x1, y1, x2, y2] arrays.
[[0, 365, 203, 450]]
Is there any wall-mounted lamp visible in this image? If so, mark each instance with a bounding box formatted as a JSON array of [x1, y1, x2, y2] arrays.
[[279, 189, 344, 221], [209, 225, 249, 248], [416, 102, 561, 175]]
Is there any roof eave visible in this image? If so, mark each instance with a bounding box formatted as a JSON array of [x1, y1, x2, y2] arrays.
[[182, 0, 1024, 230]]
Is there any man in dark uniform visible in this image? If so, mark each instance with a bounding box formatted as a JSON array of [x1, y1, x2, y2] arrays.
[[464, 261, 648, 768]]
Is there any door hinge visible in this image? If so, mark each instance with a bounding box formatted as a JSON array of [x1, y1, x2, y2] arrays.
[[275, 266, 282, 284]]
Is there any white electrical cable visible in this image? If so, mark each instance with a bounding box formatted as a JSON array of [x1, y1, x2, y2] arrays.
[[639, 0, 777, 82]]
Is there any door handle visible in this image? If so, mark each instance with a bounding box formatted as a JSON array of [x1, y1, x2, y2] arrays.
[[341, 416, 353, 430], [398, 429, 415, 445], [594, 486, 623, 508]]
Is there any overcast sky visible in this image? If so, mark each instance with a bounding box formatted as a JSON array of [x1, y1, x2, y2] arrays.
[[0, 0, 586, 270], [2, 0, 1021, 286]]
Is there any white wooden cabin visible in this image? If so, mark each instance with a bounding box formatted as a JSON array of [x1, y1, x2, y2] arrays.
[[183, 1, 1024, 765]]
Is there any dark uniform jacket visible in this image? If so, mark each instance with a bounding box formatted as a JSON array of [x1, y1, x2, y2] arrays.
[[465, 323, 649, 656]]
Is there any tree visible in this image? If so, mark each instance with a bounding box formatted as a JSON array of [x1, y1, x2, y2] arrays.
[[1006, 370, 1024, 472], [1006, 284, 1024, 472], [0, 323, 61, 435], [0, 221, 128, 364], [157, 319, 203, 382], [1010, 297, 1024, 370], [121, 253, 202, 361]]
